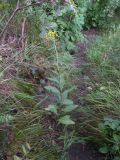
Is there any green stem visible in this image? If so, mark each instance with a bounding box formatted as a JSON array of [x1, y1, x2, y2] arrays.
[[53, 39, 59, 71]]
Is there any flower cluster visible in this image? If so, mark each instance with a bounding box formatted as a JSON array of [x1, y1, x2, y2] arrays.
[[45, 30, 58, 39]]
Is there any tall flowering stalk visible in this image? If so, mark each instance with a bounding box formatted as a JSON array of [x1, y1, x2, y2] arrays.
[[45, 30, 59, 71]]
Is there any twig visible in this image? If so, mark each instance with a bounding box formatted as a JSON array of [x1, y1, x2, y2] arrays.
[[0, 0, 44, 40], [21, 17, 26, 51]]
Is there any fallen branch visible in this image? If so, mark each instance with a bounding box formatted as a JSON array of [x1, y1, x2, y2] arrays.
[[0, 0, 44, 40]]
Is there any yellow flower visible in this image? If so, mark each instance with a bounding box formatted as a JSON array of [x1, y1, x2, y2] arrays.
[[45, 30, 58, 39]]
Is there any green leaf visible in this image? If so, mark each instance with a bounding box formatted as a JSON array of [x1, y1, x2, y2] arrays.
[[45, 86, 61, 97], [48, 77, 59, 84], [70, 36, 75, 41], [112, 145, 119, 152], [59, 115, 75, 125], [98, 123, 105, 130], [99, 146, 109, 154], [22, 145, 28, 155], [57, 19, 67, 27], [67, 41, 75, 50], [0, 71, 4, 77], [111, 122, 119, 130], [62, 86, 76, 99], [59, 74, 65, 88], [45, 105, 57, 114], [62, 105, 78, 112], [62, 99, 74, 105], [0, 114, 14, 123], [104, 118, 119, 130], [26, 142, 31, 151], [48, 22, 57, 28], [113, 134, 120, 142], [117, 126, 120, 131], [114, 156, 120, 160]]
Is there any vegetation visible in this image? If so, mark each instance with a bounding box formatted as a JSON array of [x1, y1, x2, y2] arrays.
[[85, 0, 120, 28], [0, 0, 120, 160], [80, 28, 120, 160]]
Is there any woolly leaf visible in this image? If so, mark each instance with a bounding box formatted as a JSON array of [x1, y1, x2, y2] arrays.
[[45, 105, 57, 114], [45, 86, 61, 97], [59, 115, 75, 125], [62, 105, 78, 112], [62, 86, 76, 99]]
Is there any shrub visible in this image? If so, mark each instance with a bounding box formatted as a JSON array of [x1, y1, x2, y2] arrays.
[[85, 0, 120, 28], [38, 1, 87, 51]]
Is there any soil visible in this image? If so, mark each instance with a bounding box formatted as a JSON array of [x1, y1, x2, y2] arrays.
[[69, 144, 104, 160]]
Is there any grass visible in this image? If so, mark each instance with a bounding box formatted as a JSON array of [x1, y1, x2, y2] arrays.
[[78, 27, 120, 159], [0, 36, 77, 159]]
